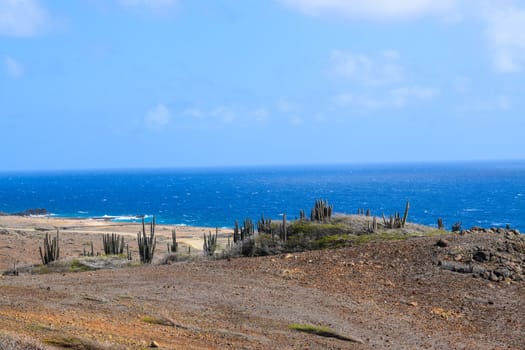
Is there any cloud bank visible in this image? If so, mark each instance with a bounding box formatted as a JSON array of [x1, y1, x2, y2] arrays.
[[0, 0, 49, 37], [281, 0, 458, 20]]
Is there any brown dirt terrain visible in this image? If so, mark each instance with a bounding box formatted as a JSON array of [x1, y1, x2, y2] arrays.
[[0, 217, 524, 349]]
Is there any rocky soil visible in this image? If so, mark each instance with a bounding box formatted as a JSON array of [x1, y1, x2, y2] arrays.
[[0, 224, 524, 349]]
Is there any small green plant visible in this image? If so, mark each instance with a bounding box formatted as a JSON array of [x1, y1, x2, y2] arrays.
[[42, 335, 109, 350], [142, 315, 176, 327], [69, 259, 94, 272]]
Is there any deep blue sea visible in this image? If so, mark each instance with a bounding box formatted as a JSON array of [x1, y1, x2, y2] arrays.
[[0, 161, 524, 231]]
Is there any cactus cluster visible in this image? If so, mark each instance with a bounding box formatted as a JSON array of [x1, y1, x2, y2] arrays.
[[233, 219, 255, 243], [367, 216, 378, 233], [356, 208, 371, 217], [137, 216, 157, 263], [451, 222, 462, 232], [39, 230, 60, 265], [257, 214, 272, 235], [203, 229, 218, 256], [382, 201, 410, 229], [311, 199, 333, 222], [102, 233, 125, 255], [299, 209, 306, 221]]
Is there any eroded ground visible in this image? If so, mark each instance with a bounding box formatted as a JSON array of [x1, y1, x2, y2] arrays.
[[0, 216, 524, 349]]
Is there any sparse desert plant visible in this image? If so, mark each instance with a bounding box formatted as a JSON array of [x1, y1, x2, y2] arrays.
[[42, 335, 110, 350], [451, 222, 462, 232], [39, 230, 59, 265], [437, 217, 444, 230], [0, 332, 47, 350]]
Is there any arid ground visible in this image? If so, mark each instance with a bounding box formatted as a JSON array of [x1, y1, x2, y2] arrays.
[[0, 216, 523, 349]]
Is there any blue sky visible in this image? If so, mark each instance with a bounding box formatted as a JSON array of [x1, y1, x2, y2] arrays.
[[1, 0, 524, 171]]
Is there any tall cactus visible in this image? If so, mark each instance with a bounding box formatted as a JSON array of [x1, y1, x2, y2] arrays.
[[401, 201, 410, 227], [279, 213, 287, 242], [168, 229, 178, 254], [39, 230, 60, 265], [137, 216, 156, 263], [233, 220, 240, 243]]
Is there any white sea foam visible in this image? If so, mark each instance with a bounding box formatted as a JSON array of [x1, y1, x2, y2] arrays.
[[112, 216, 141, 221]]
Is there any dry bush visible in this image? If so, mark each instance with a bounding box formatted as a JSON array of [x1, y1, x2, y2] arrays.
[[0, 332, 47, 350]]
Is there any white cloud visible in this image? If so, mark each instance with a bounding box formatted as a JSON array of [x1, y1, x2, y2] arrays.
[[483, 7, 525, 73], [281, 0, 458, 20], [335, 86, 439, 109], [331, 50, 404, 86], [182, 105, 236, 124], [118, 0, 179, 13], [0, 0, 49, 37], [211, 106, 235, 123], [3, 55, 23, 78], [145, 104, 171, 129]]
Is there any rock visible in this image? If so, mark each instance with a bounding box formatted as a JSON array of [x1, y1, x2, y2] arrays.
[[150, 340, 160, 348], [435, 239, 449, 247], [438, 261, 473, 273], [473, 250, 490, 262], [489, 272, 499, 282], [13, 208, 48, 216]]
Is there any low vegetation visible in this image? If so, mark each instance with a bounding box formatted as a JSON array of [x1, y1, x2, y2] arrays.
[[42, 335, 111, 350], [20, 199, 445, 273]]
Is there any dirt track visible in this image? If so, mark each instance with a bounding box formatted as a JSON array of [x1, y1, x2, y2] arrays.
[[1, 223, 524, 349]]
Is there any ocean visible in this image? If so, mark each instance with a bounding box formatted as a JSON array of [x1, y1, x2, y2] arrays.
[[0, 161, 524, 231]]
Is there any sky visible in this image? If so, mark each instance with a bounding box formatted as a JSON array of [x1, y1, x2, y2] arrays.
[[1, 0, 525, 171]]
